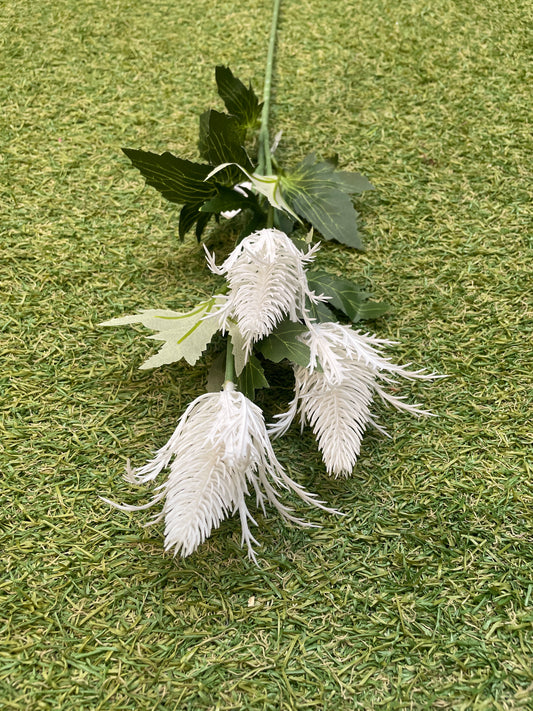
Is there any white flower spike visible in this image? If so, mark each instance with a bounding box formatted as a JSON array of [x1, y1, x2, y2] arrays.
[[270, 322, 437, 478], [205, 228, 322, 357], [102, 382, 335, 562]]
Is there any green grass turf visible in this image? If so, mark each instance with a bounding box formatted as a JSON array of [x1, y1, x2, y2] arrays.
[[1, 0, 532, 708]]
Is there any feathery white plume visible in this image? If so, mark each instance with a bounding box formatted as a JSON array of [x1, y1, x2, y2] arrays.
[[270, 322, 437, 477], [102, 382, 335, 562], [205, 228, 321, 357]]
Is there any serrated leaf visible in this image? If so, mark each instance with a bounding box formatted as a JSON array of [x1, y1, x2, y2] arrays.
[[273, 208, 296, 235], [198, 110, 210, 160], [280, 154, 373, 249], [123, 148, 218, 205], [198, 110, 252, 176], [215, 66, 262, 129], [307, 270, 388, 322], [307, 270, 367, 319], [238, 208, 267, 241], [324, 153, 339, 168], [179, 203, 213, 240], [333, 171, 374, 194], [352, 300, 390, 321], [237, 355, 269, 400], [100, 298, 223, 369], [255, 320, 312, 369]]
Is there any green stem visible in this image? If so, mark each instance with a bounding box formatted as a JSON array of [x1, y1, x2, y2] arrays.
[[224, 334, 235, 384], [258, 0, 281, 177]]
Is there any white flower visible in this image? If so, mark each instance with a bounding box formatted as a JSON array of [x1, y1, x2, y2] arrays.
[[205, 228, 322, 357], [270, 322, 437, 478], [102, 382, 335, 562]]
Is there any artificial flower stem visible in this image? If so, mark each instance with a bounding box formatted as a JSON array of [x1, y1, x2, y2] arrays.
[[224, 334, 236, 385], [258, 0, 281, 176]]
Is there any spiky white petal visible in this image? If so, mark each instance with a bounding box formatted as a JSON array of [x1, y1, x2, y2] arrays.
[[205, 229, 322, 357], [270, 322, 437, 477], [102, 382, 335, 561]]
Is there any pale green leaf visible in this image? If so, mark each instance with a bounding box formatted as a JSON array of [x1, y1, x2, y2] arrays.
[[101, 297, 223, 369]]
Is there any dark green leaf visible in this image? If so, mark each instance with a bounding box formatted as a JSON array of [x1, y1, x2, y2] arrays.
[[197, 110, 252, 175], [237, 355, 269, 400], [122, 148, 217, 204], [307, 269, 388, 322], [200, 186, 258, 214], [256, 320, 312, 369], [334, 171, 374, 194], [274, 209, 297, 234], [324, 153, 339, 168], [178, 203, 214, 240], [307, 270, 367, 318], [239, 209, 267, 241], [179, 203, 202, 240], [288, 230, 321, 252], [280, 154, 374, 249], [198, 110, 210, 161], [215, 65, 262, 129], [195, 212, 212, 241]]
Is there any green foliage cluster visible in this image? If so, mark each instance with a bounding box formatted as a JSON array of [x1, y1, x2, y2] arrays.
[[124, 66, 373, 249], [123, 67, 262, 240], [116, 67, 386, 392]]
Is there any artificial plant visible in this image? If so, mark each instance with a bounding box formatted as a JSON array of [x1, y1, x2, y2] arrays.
[[101, 0, 436, 562]]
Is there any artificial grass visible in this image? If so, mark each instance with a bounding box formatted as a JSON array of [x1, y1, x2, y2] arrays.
[[1, 0, 532, 708]]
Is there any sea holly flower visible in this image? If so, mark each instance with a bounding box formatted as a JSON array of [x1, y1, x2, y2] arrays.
[[205, 228, 322, 357], [102, 381, 335, 562], [270, 322, 436, 477]]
